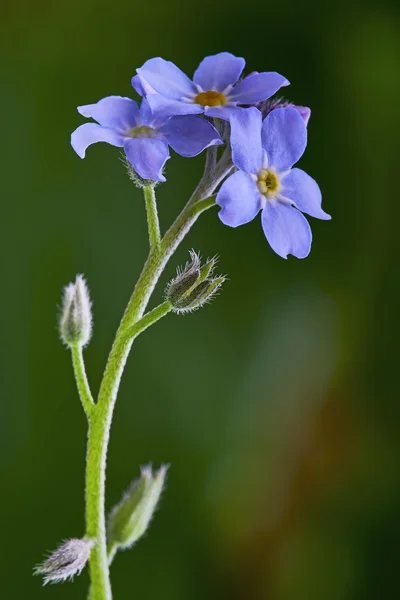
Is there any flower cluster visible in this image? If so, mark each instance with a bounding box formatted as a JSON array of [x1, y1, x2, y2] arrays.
[[71, 52, 330, 258]]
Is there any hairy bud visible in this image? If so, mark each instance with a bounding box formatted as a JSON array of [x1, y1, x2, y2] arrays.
[[34, 538, 94, 585], [59, 274, 92, 347], [108, 465, 167, 553], [166, 250, 226, 314], [257, 97, 311, 125]]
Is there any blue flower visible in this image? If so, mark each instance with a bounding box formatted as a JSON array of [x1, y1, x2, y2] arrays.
[[71, 96, 222, 182], [216, 107, 331, 259], [133, 52, 289, 122]]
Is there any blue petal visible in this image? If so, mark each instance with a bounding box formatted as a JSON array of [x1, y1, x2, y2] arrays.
[[262, 107, 307, 171], [217, 171, 262, 227], [281, 168, 331, 220], [137, 98, 166, 128], [261, 201, 312, 259], [131, 74, 157, 97], [193, 52, 245, 92], [160, 116, 222, 157], [71, 123, 124, 158], [228, 72, 289, 105], [136, 58, 197, 99], [77, 96, 139, 132], [146, 94, 202, 120], [123, 137, 170, 182], [229, 107, 263, 174], [295, 105, 311, 125], [203, 106, 238, 121]]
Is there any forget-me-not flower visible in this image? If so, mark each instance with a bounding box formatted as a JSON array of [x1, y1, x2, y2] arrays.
[[132, 52, 289, 122], [71, 96, 222, 182], [216, 107, 331, 259]]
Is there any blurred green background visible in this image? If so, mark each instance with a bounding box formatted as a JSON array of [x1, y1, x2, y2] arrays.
[[1, 0, 399, 598]]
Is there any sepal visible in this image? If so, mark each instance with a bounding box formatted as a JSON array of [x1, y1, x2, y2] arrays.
[[107, 465, 167, 552], [34, 538, 94, 585], [165, 251, 226, 314]]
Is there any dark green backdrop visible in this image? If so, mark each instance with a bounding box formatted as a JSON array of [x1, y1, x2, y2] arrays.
[[1, 0, 399, 598]]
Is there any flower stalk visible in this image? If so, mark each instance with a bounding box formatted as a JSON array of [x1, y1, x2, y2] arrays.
[[143, 185, 161, 252], [35, 50, 330, 600], [70, 343, 95, 419], [85, 167, 220, 599]]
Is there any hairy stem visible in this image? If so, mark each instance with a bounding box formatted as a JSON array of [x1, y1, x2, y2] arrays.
[[85, 156, 227, 599], [70, 344, 95, 419], [85, 302, 172, 600], [144, 185, 161, 251]]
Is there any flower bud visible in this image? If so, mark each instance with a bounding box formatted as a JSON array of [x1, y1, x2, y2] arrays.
[[166, 250, 201, 304], [34, 538, 94, 585], [59, 275, 92, 347], [107, 465, 167, 552], [257, 97, 311, 125], [165, 251, 226, 314]]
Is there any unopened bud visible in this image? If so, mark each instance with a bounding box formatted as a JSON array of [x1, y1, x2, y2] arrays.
[[257, 97, 311, 125], [166, 250, 201, 303], [59, 274, 92, 347], [34, 537, 94, 585], [107, 465, 167, 552], [166, 251, 226, 314]]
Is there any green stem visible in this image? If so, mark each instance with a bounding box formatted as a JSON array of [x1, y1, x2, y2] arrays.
[[143, 185, 161, 251], [107, 542, 118, 566], [85, 166, 223, 598], [203, 145, 217, 177], [70, 343, 95, 419], [121, 195, 216, 329], [86, 302, 172, 600], [123, 301, 172, 340]]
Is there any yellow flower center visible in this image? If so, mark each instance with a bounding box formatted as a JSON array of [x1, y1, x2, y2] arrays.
[[257, 169, 280, 196], [127, 125, 157, 138], [195, 90, 227, 107]]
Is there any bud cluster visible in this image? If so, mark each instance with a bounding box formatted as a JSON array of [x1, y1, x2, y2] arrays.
[[165, 250, 226, 314]]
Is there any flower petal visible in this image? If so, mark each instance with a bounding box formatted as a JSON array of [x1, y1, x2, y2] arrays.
[[77, 96, 139, 132], [131, 74, 157, 96], [216, 171, 262, 227], [295, 106, 311, 125], [281, 168, 331, 220], [261, 107, 307, 171], [261, 201, 312, 259], [71, 123, 124, 158], [229, 107, 263, 174], [193, 52, 245, 92], [137, 98, 166, 129], [123, 137, 170, 182], [146, 94, 202, 120], [136, 58, 197, 99], [160, 116, 222, 157], [228, 72, 289, 105], [203, 106, 238, 121]]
